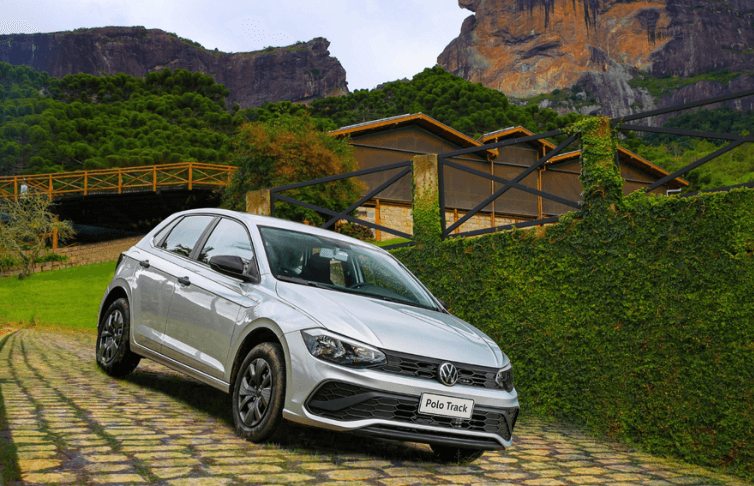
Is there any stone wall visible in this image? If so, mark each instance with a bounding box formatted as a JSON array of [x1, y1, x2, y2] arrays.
[[360, 203, 524, 241], [0, 236, 141, 278]]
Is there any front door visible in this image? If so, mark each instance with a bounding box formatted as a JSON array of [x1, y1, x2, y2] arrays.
[[161, 217, 258, 380]]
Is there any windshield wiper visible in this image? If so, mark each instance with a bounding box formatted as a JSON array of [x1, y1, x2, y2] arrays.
[[276, 275, 331, 290]]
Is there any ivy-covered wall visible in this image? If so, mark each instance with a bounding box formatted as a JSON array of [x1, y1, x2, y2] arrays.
[[393, 188, 754, 480]]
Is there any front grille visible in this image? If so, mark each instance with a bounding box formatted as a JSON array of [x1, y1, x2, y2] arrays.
[[305, 381, 517, 441], [373, 350, 501, 389]]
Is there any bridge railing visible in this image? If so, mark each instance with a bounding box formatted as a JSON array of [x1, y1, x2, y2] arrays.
[[0, 162, 237, 201]]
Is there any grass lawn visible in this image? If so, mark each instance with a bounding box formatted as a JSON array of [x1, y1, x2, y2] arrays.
[[0, 262, 115, 331]]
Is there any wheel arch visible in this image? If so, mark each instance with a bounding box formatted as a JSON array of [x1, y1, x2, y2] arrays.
[[98, 286, 129, 329], [228, 322, 285, 388]]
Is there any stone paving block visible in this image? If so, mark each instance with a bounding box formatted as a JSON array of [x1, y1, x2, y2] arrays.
[[166, 478, 234, 486], [21, 472, 78, 483], [206, 463, 284, 475], [325, 468, 384, 480], [522, 478, 567, 485], [89, 473, 147, 483], [151, 466, 195, 479], [17, 458, 61, 472], [437, 474, 493, 484], [565, 476, 608, 484], [237, 473, 316, 483], [379, 478, 439, 486], [82, 454, 131, 463], [84, 463, 134, 473]]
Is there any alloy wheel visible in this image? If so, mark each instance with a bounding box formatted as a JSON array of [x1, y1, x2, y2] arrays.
[[98, 309, 124, 364], [238, 358, 273, 427]]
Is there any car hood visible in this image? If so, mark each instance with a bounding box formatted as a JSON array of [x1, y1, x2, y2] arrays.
[[276, 282, 502, 367]]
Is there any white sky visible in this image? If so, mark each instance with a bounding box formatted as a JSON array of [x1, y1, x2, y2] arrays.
[[0, 0, 472, 91]]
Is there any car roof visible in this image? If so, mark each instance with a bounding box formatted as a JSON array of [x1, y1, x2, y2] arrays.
[[172, 208, 382, 252]]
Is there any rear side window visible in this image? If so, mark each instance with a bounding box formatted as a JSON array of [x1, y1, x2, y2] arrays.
[[160, 215, 214, 258]]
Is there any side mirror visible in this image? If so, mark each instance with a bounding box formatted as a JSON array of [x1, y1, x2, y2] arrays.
[[437, 299, 447, 309], [209, 255, 259, 283]]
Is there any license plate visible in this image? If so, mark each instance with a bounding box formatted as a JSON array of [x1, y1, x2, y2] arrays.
[[418, 393, 474, 419]]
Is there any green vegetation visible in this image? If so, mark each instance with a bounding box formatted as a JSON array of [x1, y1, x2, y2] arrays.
[[632, 107, 754, 191], [245, 66, 582, 141], [221, 115, 364, 226], [0, 262, 114, 330], [628, 69, 749, 99], [393, 186, 754, 482], [0, 193, 74, 279], [0, 62, 239, 175]]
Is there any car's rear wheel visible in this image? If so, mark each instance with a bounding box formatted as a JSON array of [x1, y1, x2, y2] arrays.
[[431, 444, 485, 463], [232, 342, 286, 442], [96, 298, 141, 377]]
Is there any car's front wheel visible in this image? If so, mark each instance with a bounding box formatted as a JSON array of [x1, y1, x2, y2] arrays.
[[96, 297, 141, 377], [431, 444, 485, 463], [232, 342, 286, 442]]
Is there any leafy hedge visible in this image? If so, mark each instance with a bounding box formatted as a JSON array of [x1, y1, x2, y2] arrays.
[[393, 188, 754, 480]]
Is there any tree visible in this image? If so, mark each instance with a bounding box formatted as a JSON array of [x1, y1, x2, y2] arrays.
[[221, 115, 364, 226], [0, 193, 74, 279]]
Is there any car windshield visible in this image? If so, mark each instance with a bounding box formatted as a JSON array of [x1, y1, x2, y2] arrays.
[[259, 226, 439, 311]]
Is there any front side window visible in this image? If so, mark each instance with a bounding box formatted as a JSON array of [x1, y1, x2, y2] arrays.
[[161, 215, 214, 258], [199, 218, 255, 267], [259, 226, 438, 310]]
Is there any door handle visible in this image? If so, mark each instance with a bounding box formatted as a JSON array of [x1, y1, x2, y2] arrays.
[[177, 276, 191, 286], [139, 260, 150, 268]]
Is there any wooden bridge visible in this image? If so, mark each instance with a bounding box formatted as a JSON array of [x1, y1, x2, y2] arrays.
[[0, 162, 237, 201]]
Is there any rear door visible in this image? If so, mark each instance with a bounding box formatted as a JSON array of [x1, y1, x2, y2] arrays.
[[132, 214, 215, 351]]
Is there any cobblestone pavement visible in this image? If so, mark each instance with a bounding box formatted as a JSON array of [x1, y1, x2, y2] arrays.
[[0, 328, 749, 486]]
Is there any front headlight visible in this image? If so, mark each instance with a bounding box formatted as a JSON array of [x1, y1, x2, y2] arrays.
[[301, 329, 386, 368], [496, 367, 514, 392]]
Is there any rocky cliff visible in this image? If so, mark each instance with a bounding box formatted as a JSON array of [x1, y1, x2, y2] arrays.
[[438, 0, 754, 119], [0, 26, 348, 108]]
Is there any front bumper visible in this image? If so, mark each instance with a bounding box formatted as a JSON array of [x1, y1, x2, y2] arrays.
[[282, 331, 519, 449]]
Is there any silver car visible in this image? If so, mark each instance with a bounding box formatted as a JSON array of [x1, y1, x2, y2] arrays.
[[97, 208, 518, 462]]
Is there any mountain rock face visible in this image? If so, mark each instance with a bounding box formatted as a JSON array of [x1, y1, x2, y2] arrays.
[[439, 0, 754, 119], [0, 27, 348, 108]]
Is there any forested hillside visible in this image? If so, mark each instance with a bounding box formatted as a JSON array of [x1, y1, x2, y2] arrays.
[[0, 62, 240, 175], [2, 62, 751, 193], [248, 67, 582, 142]]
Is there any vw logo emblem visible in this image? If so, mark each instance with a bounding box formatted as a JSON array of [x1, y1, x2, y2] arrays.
[[438, 362, 459, 386]]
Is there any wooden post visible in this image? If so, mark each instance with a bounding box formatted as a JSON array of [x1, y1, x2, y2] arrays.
[[118, 169, 122, 194], [375, 199, 381, 241], [14, 178, 18, 202], [188, 163, 193, 191], [84, 171, 88, 196], [52, 215, 59, 250], [454, 208, 459, 234], [153, 166, 157, 192], [49, 174, 53, 200]]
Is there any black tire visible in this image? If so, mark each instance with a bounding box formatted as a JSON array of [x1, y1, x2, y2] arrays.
[[431, 444, 486, 463], [232, 342, 286, 442], [96, 298, 141, 377]]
